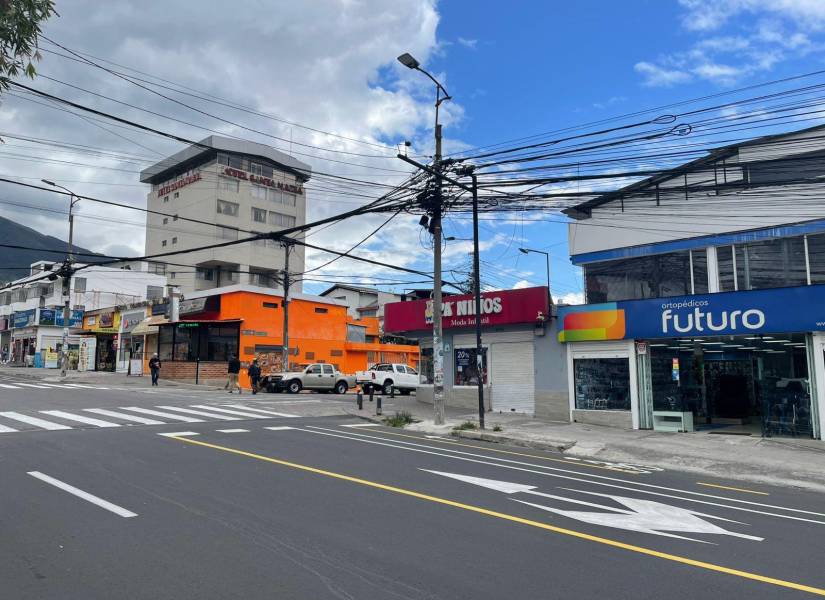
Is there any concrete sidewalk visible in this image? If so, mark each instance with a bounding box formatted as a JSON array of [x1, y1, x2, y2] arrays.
[[0, 365, 222, 390], [345, 394, 825, 493]]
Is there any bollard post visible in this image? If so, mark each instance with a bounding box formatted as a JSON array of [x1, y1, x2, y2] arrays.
[[390, 385, 395, 399], [369, 386, 374, 403], [357, 390, 363, 410], [376, 393, 382, 416]]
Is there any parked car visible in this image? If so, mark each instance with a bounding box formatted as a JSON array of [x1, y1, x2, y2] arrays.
[[355, 363, 419, 395], [262, 363, 356, 394]]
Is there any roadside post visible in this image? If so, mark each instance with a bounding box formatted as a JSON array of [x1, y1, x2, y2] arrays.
[[376, 394, 383, 416], [357, 389, 363, 410]]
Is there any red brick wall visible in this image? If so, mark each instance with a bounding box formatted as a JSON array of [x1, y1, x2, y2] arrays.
[[160, 361, 229, 386]]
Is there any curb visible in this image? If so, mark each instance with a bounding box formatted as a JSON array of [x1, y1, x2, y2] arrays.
[[450, 429, 576, 453]]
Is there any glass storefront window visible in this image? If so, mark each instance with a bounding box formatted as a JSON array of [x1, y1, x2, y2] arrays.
[[808, 233, 825, 285], [584, 251, 693, 303], [573, 358, 631, 410], [454, 347, 487, 386], [718, 245, 736, 291], [419, 347, 434, 384], [691, 249, 708, 294], [647, 334, 813, 438]]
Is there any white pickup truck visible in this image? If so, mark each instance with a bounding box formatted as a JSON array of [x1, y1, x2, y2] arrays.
[[355, 363, 419, 395], [264, 363, 356, 394]]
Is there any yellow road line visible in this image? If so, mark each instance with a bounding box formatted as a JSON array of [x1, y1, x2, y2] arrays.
[[167, 435, 825, 597], [352, 428, 639, 474], [697, 482, 770, 496]]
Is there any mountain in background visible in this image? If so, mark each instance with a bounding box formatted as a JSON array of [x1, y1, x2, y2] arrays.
[[0, 215, 104, 283]]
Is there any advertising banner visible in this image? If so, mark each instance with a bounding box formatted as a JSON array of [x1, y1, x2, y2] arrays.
[[78, 337, 97, 372], [13, 309, 36, 329], [558, 284, 825, 342], [384, 287, 549, 333]]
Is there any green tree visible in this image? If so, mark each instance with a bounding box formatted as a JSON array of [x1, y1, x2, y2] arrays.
[[0, 0, 56, 91]]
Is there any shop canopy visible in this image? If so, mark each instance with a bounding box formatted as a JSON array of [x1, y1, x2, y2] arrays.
[[131, 315, 169, 336]]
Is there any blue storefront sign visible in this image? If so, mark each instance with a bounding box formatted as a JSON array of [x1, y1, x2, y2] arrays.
[[38, 309, 83, 327], [13, 309, 36, 329], [558, 284, 825, 342]]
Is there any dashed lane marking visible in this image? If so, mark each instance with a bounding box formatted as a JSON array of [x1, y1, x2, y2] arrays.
[[264, 426, 296, 431], [216, 429, 250, 433], [163, 435, 825, 597], [342, 423, 382, 428], [157, 431, 199, 438], [0, 383, 21, 389], [28, 471, 137, 518]]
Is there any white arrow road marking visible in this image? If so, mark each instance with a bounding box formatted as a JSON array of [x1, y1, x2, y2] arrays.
[[422, 470, 764, 544]]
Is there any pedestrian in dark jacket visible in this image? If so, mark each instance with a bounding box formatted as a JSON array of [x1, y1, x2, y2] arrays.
[[148, 353, 161, 386], [248, 359, 262, 395], [226, 355, 242, 394]]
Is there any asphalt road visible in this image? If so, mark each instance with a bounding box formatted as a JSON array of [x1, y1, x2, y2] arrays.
[[1, 380, 824, 599]]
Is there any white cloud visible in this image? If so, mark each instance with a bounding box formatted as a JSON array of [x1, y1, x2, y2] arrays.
[[679, 0, 825, 32], [512, 279, 531, 289], [558, 291, 584, 305], [634, 62, 692, 87], [457, 37, 478, 49], [0, 0, 476, 293]]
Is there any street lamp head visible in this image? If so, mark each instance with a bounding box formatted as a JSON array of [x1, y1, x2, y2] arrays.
[[519, 248, 529, 255], [41, 179, 56, 186], [397, 52, 420, 70]]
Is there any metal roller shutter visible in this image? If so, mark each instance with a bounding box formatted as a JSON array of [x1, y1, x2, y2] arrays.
[[491, 341, 535, 414]]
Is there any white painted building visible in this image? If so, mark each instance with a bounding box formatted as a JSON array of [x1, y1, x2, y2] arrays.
[[140, 136, 311, 295], [0, 261, 166, 366], [319, 284, 408, 333]]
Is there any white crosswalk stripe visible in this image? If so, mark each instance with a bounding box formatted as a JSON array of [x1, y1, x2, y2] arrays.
[[14, 383, 50, 389], [156, 405, 243, 420], [0, 411, 73, 430], [118, 406, 204, 423], [40, 410, 121, 428], [0, 423, 19, 433], [0, 383, 21, 389], [189, 405, 272, 419], [64, 384, 109, 390], [83, 408, 164, 425], [220, 404, 299, 418]]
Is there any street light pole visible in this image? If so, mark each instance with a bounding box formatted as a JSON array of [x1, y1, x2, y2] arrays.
[[519, 247, 551, 302], [42, 179, 80, 377], [397, 52, 451, 425]]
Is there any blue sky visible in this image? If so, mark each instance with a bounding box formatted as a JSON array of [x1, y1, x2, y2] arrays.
[[413, 0, 825, 302]]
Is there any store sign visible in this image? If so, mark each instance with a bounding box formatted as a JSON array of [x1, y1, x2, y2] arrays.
[[384, 287, 550, 332], [13, 309, 36, 328], [121, 310, 146, 333], [99, 313, 114, 328], [179, 297, 207, 315], [558, 284, 825, 342], [40, 309, 83, 327], [222, 167, 304, 195], [157, 172, 201, 197]]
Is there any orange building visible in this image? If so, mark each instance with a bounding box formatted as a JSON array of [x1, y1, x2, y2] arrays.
[[155, 285, 418, 388]]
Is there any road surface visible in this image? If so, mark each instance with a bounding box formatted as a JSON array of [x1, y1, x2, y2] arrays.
[[1, 373, 823, 599]]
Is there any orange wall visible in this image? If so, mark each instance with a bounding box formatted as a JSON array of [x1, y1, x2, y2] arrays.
[[216, 291, 418, 386]]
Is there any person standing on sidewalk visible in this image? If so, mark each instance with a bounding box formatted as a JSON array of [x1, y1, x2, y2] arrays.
[[226, 354, 242, 394], [148, 353, 161, 386], [248, 359, 262, 395]]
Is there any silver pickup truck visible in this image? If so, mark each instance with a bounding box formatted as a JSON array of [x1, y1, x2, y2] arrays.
[[263, 363, 356, 394]]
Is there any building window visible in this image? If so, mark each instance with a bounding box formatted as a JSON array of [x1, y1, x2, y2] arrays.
[[170, 272, 176, 280], [263, 302, 278, 309], [346, 324, 366, 343], [171, 237, 178, 245], [217, 199, 239, 216], [268, 211, 296, 228], [163, 218, 168, 225], [419, 347, 434, 384], [584, 250, 692, 303], [173, 192, 179, 199], [149, 262, 166, 275], [173, 215, 178, 221], [691, 249, 708, 294], [162, 240, 167, 247], [305, 351, 315, 360], [250, 162, 262, 176], [454, 347, 487, 386], [219, 226, 238, 240], [252, 207, 267, 223], [251, 185, 267, 200], [196, 267, 214, 281], [227, 155, 243, 169], [163, 196, 169, 203], [218, 177, 239, 193], [250, 271, 276, 287], [73, 277, 86, 293], [159, 323, 239, 361], [146, 285, 164, 300], [314, 307, 328, 314], [573, 358, 630, 411], [217, 153, 229, 166], [718, 237, 807, 292], [330, 349, 343, 357], [282, 192, 297, 207]]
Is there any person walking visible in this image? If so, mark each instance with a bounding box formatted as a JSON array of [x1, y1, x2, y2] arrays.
[[248, 358, 262, 395], [148, 353, 161, 386], [226, 354, 242, 394]]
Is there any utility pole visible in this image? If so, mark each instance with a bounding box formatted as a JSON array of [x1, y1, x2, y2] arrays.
[[397, 52, 451, 426], [469, 171, 485, 429], [281, 241, 291, 372], [42, 180, 79, 378]]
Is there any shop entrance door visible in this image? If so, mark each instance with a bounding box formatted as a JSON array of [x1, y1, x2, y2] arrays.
[[704, 359, 754, 422], [491, 342, 535, 414]]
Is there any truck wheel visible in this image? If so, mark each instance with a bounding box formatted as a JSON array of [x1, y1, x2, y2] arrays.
[[382, 380, 394, 396], [335, 381, 348, 394], [287, 380, 302, 394]]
